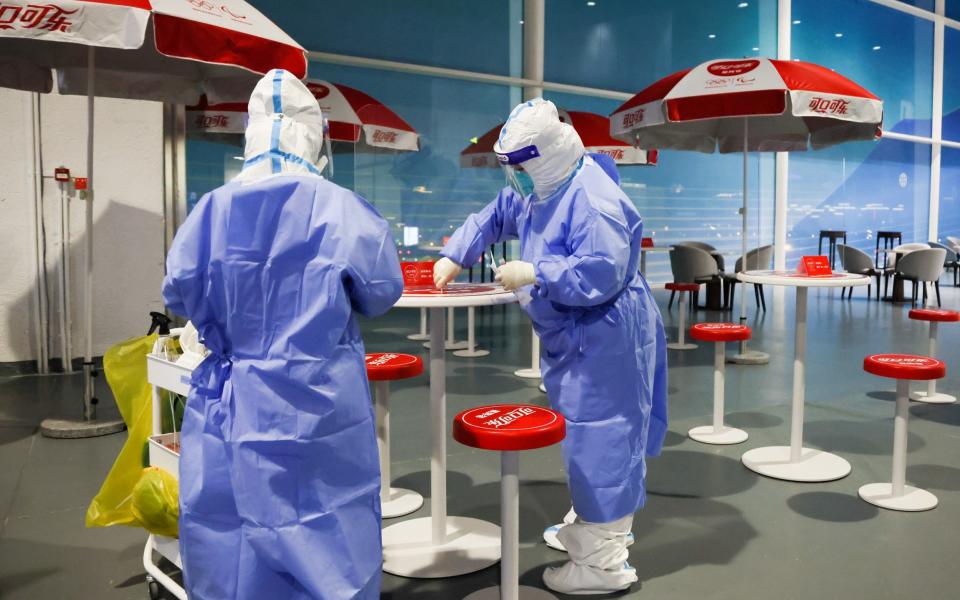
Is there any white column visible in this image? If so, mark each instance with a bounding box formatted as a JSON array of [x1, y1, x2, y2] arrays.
[[928, 0, 944, 240], [927, 322, 939, 397], [892, 379, 910, 496], [677, 291, 688, 345], [429, 307, 447, 543], [501, 451, 520, 600], [790, 287, 807, 461], [774, 0, 791, 271], [522, 0, 544, 101], [374, 380, 391, 504]]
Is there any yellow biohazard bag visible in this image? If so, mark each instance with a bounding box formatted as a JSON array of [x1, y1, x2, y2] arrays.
[[85, 334, 158, 529], [131, 466, 179, 537]]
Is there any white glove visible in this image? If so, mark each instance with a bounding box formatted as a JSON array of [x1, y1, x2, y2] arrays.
[[433, 257, 462, 289], [496, 261, 536, 291]]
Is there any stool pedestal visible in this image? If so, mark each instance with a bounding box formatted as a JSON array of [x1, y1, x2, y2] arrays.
[[464, 452, 557, 600], [667, 289, 697, 350], [910, 322, 956, 404], [859, 380, 938, 511], [514, 327, 542, 378], [454, 307, 490, 358], [374, 379, 424, 519], [689, 340, 748, 445], [407, 307, 430, 341], [424, 307, 469, 350]]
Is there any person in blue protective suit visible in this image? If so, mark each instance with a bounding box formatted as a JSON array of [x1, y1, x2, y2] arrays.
[[434, 99, 668, 595], [162, 69, 403, 600]]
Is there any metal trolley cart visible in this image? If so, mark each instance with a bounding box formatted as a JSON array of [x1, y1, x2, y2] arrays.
[[143, 329, 193, 600]]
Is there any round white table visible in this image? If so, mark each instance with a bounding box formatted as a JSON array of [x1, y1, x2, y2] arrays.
[[640, 246, 671, 276], [737, 270, 870, 482], [383, 283, 517, 578]]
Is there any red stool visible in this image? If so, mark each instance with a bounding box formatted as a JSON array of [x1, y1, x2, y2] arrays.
[[665, 283, 700, 350], [454, 405, 565, 600], [366, 353, 425, 518], [861, 354, 946, 511], [687, 323, 752, 444], [908, 309, 958, 404]]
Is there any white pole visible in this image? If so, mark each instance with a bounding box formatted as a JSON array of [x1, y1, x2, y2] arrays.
[[375, 380, 391, 504], [522, 0, 544, 101], [501, 451, 520, 600], [775, 0, 791, 271], [790, 287, 807, 461], [466, 306, 476, 353], [27, 93, 49, 374], [59, 186, 73, 373], [83, 46, 96, 419], [892, 379, 910, 496], [738, 118, 749, 352], [677, 291, 688, 346], [713, 342, 725, 432], [429, 307, 447, 544], [927, 322, 939, 397], [928, 0, 944, 241]]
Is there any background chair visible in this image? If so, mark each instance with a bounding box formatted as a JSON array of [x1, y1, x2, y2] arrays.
[[928, 241, 959, 287], [722, 245, 773, 310], [668, 245, 721, 309], [895, 248, 946, 307], [875, 231, 902, 268], [838, 244, 883, 300], [677, 240, 725, 271]]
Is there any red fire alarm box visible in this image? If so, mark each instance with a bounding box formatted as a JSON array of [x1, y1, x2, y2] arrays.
[[797, 255, 832, 276], [74, 177, 89, 191]]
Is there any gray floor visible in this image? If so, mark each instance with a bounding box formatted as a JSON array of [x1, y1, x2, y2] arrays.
[[2, 283, 959, 599]]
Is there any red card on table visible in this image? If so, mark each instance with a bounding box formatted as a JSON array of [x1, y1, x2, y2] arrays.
[[641, 237, 654, 248], [401, 261, 435, 287], [796, 255, 832, 277]]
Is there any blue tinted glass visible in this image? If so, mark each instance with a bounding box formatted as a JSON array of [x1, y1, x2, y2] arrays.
[[945, 27, 960, 141], [544, 90, 774, 284], [901, 0, 935, 10], [252, 0, 521, 76], [940, 147, 960, 243], [794, 0, 933, 136], [949, 1, 960, 21], [787, 139, 930, 266], [545, 0, 777, 92]]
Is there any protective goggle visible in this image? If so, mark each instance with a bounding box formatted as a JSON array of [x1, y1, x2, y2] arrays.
[[496, 145, 540, 197]]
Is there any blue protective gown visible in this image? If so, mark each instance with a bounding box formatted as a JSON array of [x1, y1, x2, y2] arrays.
[[163, 175, 403, 599], [442, 156, 668, 523]]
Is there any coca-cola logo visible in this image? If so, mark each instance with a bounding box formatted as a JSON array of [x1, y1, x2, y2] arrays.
[[307, 83, 331, 100], [707, 60, 760, 77], [0, 3, 77, 32], [366, 353, 402, 367], [874, 355, 936, 366], [699, 323, 742, 330], [194, 114, 230, 128], [372, 130, 398, 144], [622, 108, 645, 128], [808, 97, 850, 115], [596, 149, 625, 160], [482, 406, 536, 429]]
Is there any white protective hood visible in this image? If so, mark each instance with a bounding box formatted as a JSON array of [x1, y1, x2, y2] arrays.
[[494, 98, 585, 197], [236, 69, 326, 183]]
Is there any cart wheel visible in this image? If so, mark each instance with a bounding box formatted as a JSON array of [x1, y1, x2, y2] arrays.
[[146, 576, 161, 600]]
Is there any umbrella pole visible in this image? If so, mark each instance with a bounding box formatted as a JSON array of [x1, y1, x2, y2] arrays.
[[729, 117, 769, 365], [41, 47, 124, 439]]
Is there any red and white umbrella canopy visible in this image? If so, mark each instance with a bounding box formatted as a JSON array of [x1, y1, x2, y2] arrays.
[[187, 79, 420, 151], [610, 58, 883, 153], [0, 0, 307, 103], [462, 109, 656, 168]]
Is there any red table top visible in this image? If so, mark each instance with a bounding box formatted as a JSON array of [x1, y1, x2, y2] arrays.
[[402, 283, 502, 296], [863, 354, 945, 380], [453, 404, 565, 451], [365, 353, 423, 381]]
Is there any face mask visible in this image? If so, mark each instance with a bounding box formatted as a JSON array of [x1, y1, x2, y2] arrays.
[[505, 168, 535, 197]]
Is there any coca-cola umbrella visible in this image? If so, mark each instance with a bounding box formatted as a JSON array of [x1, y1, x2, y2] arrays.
[[461, 108, 656, 168], [611, 57, 882, 363], [187, 79, 420, 153], [0, 0, 307, 436]]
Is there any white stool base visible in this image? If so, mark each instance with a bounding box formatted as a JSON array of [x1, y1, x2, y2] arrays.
[[381, 487, 424, 519], [688, 425, 748, 445], [382, 516, 501, 578], [423, 340, 470, 351], [909, 390, 956, 404], [858, 483, 938, 512], [406, 333, 430, 341], [453, 348, 490, 358], [514, 368, 542, 379], [667, 342, 697, 350], [464, 586, 557, 600], [728, 350, 770, 365], [742, 445, 851, 482]]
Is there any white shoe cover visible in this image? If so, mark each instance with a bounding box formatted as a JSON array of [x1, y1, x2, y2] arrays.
[[542, 561, 638, 595], [543, 513, 638, 594], [543, 508, 635, 553]]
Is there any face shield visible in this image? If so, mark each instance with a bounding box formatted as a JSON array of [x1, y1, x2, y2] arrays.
[[497, 143, 540, 197]]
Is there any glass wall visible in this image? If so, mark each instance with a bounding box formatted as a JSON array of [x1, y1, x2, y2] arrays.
[[945, 26, 960, 142], [940, 147, 960, 244]]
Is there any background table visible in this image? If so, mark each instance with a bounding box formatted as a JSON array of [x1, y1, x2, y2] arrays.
[[737, 270, 870, 482], [384, 284, 517, 578], [640, 246, 671, 277]]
